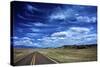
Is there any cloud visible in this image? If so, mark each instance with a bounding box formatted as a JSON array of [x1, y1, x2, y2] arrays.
[[38, 36, 80, 47], [76, 16, 97, 23], [30, 27, 53, 33], [83, 33, 97, 40], [12, 36, 19, 40], [20, 37, 31, 40], [13, 37, 33, 46], [33, 22, 49, 27], [49, 7, 77, 22], [49, 7, 65, 21], [26, 4, 40, 13], [30, 28, 40, 32], [50, 12, 66, 21], [13, 3, 97, 48], [50, 26, 96, 45], [91, 17, 97, 22], [26, 33, 47, 39], [13, 26, 97, 48], [48, 6, 97, 24], [13, 36, 42, 47], [38, 37, 63, 47], [51, 27, 91, 37], [12, 27, 97, 48], [70, 27, 90, 34], [26, 33, 42, 38], [79, 33, 97, 44], [51, 31, 67, 37]]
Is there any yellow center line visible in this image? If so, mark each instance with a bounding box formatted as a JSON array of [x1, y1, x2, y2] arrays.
[[30, 54, 34, 65], [33, 52, 36, 65], [31, 52, 36, 65]]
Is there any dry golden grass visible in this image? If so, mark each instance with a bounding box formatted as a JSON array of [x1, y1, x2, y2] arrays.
[[38, 47, 97, 63], [13, 46, 97, 63]]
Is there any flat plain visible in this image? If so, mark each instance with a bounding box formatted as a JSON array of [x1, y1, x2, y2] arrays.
[[13, 45, 97, 65]]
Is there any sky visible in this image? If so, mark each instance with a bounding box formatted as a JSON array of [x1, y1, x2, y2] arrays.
[[11, 1, 97, 48]]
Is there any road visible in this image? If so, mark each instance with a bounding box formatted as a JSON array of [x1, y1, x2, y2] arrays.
[[14, 51, 58, 66]]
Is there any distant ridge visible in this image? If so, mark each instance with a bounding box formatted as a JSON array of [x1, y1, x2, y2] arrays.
[[61, 44, 97, 49]]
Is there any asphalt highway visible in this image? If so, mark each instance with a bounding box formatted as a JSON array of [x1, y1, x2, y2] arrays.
[[14, 51, 58, 66]]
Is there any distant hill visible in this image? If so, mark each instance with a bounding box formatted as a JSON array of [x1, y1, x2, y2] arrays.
[[61, 44, 97, 49]]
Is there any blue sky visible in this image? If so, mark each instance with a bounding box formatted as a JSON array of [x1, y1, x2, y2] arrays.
[[11, 1, 97, 48]]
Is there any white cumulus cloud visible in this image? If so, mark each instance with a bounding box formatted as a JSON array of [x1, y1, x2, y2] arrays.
[[33, 22, 49, 27], [76, 16, 97, 23], [13, 37, 33, 46], [49, 26, 96, 45], [51, 27, 91, 37]]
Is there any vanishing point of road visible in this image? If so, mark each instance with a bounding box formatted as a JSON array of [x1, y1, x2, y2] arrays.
[[14, 51, 59, 66]]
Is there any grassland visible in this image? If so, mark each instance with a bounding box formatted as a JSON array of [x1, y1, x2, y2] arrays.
[[13, 46, 97, 64], [39, 46, 97, 63]]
